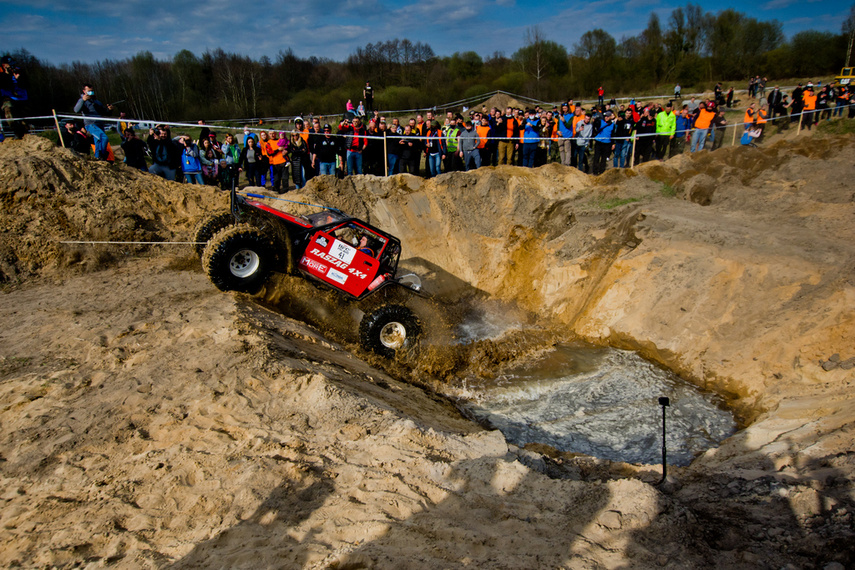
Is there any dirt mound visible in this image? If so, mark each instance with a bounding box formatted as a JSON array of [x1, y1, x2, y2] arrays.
[[476, 92, 527, 112], [0, 135, 226, 282]]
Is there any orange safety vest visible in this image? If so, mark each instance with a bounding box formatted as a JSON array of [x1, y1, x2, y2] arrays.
[[694, 108, 715, 130], [264, 140, 287, 165], [803, 92, 817, 110], [743, 108, 755, 125], [505, 118, 515, 139], [475, 124, 490, 149], [756, 109, 767, 125]]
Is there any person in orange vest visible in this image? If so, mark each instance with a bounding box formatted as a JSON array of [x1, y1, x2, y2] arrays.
[[263, 129, 289, 193], [743, 103, 756, 131], [498, 107, 518, 165], [802, 85, 817, 130], [690, 101, 716, 152], [475, 116, 491, 167]]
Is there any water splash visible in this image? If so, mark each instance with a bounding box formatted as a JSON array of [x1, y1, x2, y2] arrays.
[[458, 343, 736, 466]]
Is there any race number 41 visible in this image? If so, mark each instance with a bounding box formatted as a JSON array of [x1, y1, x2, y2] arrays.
[[331, 239, 356, 264]]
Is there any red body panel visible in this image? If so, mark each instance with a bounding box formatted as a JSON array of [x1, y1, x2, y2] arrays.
[[247, 201, 312, 227], [299, 231, 381, 297]]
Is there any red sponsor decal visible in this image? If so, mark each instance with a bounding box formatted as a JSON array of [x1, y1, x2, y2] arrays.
[[300, 256, 327, 273]]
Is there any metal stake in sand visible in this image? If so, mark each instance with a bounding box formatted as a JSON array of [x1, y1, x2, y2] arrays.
[[657, 396, 670, 485]]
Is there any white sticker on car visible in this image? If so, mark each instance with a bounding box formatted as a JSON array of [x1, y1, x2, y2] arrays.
[[330, 239, 356, 264], [327, 267, 348, 284]]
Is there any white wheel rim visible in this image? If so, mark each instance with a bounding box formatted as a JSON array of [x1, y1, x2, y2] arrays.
[[229, 249, 260, 278], [379, 322, 406, 349]]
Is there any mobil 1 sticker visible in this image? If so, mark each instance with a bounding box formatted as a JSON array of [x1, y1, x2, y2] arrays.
[[330, 239, 356, 264], [327, 267, 348, 285]]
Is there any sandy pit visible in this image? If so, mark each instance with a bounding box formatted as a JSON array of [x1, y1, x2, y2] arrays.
[[0, 134, 853, 568]]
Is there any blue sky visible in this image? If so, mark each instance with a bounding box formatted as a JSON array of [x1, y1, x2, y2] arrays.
[[1, 0, 851, 65]]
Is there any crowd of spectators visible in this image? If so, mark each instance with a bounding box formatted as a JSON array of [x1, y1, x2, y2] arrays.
[[52, 79, 855, 187]]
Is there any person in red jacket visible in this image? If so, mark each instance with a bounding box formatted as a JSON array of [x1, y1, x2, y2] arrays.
[[346, 117, 368, 174]]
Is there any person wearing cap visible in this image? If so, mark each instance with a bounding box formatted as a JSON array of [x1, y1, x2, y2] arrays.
[[711, 106, 728, 151], [591, 110, 615, 175], [690, 101, 716, 152], [313, 124, 338, 176], [306, 118, 322, 180], [59, 118, 78, 149], [801, 85, 817, 130]]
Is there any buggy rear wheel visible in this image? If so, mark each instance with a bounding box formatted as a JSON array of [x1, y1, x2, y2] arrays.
[[192, 212, 234, 258], [202, 224, 273, 293]]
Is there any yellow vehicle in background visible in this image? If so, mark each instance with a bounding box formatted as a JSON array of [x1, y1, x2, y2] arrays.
[[836, 67, 855, 85]]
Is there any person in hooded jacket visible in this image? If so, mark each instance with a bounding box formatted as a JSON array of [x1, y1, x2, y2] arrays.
[[591, 111, 615, 175]]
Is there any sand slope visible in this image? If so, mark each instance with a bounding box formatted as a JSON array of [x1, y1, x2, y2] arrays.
[[0, 134, 853, 568]]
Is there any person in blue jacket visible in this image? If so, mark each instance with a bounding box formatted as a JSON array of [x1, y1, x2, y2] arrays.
[[521, 109, 540, 168]]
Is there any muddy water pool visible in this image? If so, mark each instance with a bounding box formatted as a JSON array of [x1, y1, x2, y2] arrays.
[[452, 304, 736, 466]]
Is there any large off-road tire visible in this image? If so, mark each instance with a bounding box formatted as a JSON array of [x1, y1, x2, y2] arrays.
[[202, 224, 273, 293], [359, 305, 421, 358], [192, 212, 234, 258]]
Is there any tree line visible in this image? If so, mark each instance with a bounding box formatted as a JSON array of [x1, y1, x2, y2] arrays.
[[5, 4, 854, 123]]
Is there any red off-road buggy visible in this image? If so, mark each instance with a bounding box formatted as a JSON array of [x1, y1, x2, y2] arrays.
[[193, 187, 423, 357]]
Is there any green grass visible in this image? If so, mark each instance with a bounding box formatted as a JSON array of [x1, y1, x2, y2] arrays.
[[597, 197, 641, 210], [816, 117, 855, 136], [660, 182, 676, 197]]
